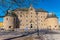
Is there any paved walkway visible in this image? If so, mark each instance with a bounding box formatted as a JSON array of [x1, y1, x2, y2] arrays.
[[0, 29, 60, 40]]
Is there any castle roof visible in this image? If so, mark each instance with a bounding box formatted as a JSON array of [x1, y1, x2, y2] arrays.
[[13, 5, 48, 12], [5, 10, 17, 17], [47, 13, 58, 18], [14, 8, 48, 12], [36, 8, 48, 12], [14, 8, 28, 11]]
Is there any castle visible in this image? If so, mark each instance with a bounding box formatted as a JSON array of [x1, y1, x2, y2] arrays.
[[3, 6, 59, 30]]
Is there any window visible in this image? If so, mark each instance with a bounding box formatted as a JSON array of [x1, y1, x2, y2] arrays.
[[6, 18, 8, 20], [31, 8, 33, 10], [9, 26, 11, 28], [20, 12, 22, 13], [31, 16, 32, 17], [35, 20, 37, 21], [35, 16, 37, 18], [26, 16, 28, 18], [26, 24, 28, 25], [31, 12, 32, 14], [30, 24, 33, 28], [41, 16, 42, 18], [26, 20, 28, 22], [41, 20, 42, 22], [35, 24, 37, 25], [44, 24, 45, 26], [30, 20, 32, 23], [55, 25, 57, 27], [14, 18, 15, 20], [44, 16, 45, 18], [23, 24, 24, 26], [41, 24, 43, 25], [20, 15, 22, 17]]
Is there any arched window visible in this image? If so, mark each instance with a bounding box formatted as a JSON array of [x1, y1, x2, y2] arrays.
[[26, 20, 28, 22], [20, 15, 22, 17], [6, 18, 8, 20], [55, 25, 57, 27], [30, 20, 32, 23], [30, 24, 33, 28], [9, 26, 11, 28], [31, 12, 32, 14], [31, 8, 33, 10], [31, 16, 32, 17]]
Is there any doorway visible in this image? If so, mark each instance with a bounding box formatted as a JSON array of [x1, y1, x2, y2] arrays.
[[9, 26, 11, 28], [30, 24, 33, 28]]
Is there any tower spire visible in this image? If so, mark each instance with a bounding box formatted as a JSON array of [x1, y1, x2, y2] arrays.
[[29, 4, 34, 11], [30, 4, 32, 7], [29, 4, 33, 9]]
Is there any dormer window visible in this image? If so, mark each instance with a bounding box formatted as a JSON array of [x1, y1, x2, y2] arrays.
[[20, 15, 22, 17], [6, 18, 8, 20]]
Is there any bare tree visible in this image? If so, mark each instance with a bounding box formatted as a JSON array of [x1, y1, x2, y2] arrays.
[[0, 0, 41, 17]]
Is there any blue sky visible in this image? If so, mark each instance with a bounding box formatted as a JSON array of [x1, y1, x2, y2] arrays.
[[0, 0, 60, 23]]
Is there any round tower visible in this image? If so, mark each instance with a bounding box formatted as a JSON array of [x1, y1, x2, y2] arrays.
[[45, 13, 59, 30], [3, 10, 16, 30]]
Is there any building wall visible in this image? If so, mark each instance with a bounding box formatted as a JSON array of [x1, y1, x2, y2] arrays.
[[4, 7, 59, 30], [3, 16, 15, 30], [45, 18, 59, 30], [14, 7, 37, 29], [14, 11, 28, 29], [37, 12, 48, 29], [14, 7, 59, 30], [27, 7, 37, 29]]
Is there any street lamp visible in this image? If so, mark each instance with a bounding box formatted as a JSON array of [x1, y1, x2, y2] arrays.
[[36, 13, 39, 36]]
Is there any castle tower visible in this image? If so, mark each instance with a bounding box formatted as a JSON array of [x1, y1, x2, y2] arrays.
[[36, 9, 48, 29], [27, 5, 37, 29], [3, 10, 16, 30], [45, 13, 59, 30]]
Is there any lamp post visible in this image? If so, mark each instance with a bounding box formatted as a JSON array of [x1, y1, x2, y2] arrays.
[[36, 13, 39, 36]]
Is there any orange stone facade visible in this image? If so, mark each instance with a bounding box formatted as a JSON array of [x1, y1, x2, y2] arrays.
[[3, 6, 59, 30]]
